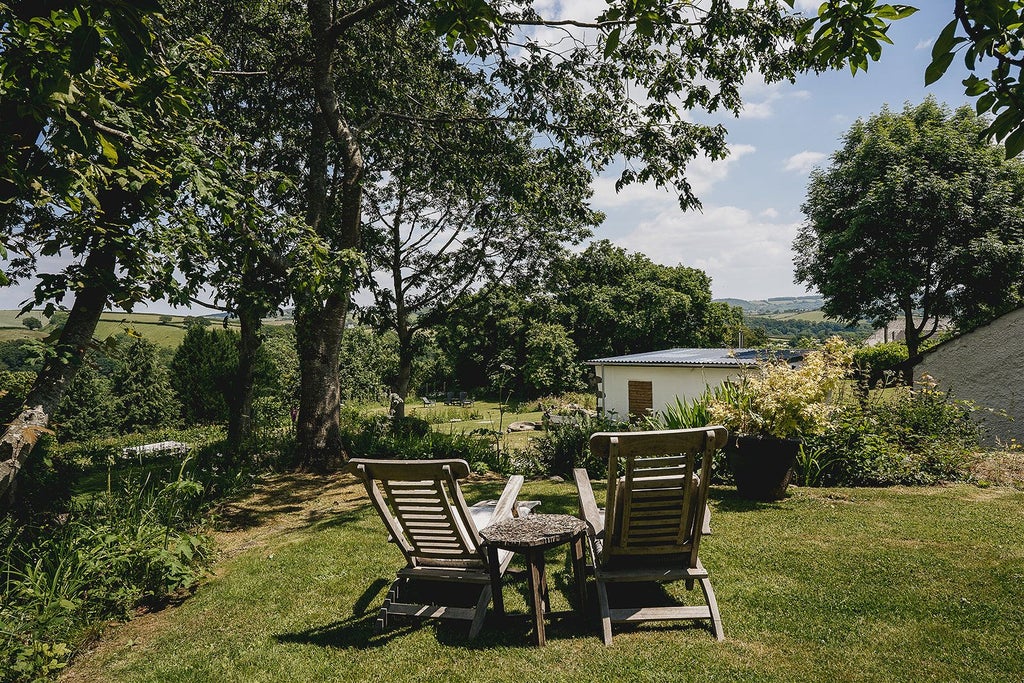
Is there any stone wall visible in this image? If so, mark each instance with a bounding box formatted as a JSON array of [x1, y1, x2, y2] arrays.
[[915, 307, 1024, 447]]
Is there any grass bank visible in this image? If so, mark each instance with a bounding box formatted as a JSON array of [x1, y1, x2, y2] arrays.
[[63, 476, 1024, 683]]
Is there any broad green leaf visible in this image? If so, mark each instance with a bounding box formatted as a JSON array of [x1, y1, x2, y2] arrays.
[[1004, 125, 1024, 157], [68, 23, 101, 74], [932, 19, 958, 59], [963, 74, 989, 96], [925, 51, 954, 85], [977, 91, 997, 115], [604, 27, 621, 58], [98, 134, 118, 165]]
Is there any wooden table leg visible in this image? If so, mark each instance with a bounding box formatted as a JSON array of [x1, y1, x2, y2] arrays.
[[526, 548, 547, 646], [571, 534, 587, 609], [486, 544, 504, 617]]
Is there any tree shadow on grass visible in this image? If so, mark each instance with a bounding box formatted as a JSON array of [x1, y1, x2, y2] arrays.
[[214, 472, 369, 533], [709, 486, 791, 513]]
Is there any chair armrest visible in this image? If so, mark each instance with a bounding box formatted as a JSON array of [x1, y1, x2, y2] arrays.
[[488, 474, 525, 525], [573, 468, 602, 539]]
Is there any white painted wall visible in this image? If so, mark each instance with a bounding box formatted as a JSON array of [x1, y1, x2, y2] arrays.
[[916, 307, 1024, 447], [595, 364, 741, 418]]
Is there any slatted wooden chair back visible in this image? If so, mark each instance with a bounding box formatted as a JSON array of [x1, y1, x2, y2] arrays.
[[354, 459, 486, 569], [590, 427, 728, 568]]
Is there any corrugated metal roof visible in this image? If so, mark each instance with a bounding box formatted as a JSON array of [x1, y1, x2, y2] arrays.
[[587, 348, 802, 367]]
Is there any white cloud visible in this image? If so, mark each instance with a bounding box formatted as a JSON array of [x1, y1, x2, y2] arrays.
[[613, 204, 806, 299], [590, 144, 756, 208], [915, 38, 934, 51], [791, 0, 821, 12], [738, 81, 811, 120], [784, 151, 826, 174], [760, 207, 779, 219]]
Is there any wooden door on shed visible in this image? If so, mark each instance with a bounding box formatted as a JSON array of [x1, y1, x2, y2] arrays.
[[628, 380, 653, 417]]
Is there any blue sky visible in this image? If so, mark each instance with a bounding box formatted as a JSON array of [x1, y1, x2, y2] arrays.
[[594, 1, 974, 301], [0, 3, 978, 314]]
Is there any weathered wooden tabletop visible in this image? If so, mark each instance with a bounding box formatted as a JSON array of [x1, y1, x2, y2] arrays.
[[480, 513, 586, 549]]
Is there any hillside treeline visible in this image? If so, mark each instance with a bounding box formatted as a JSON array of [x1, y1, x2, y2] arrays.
[[744, 315, 872, 343]]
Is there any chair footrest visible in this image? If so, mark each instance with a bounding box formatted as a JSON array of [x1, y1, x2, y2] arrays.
[[384, 602, 477, 622], [609, 605, 712, 623]]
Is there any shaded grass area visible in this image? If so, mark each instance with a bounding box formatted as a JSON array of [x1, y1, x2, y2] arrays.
[[63, 479, 1024, 683]]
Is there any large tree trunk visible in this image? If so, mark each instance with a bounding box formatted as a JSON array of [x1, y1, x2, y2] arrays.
[[292, 0, 368, 469], [902, 304, 921, 385], [295, 292, 348, 470], [0, 244, 114, 506], [227, 301, 262, 452], [391, 329, 415, 421]]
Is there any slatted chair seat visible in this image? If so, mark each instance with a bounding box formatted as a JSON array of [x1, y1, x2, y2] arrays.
[[574, 427, 729, 645], [351, 458, 538, 639]]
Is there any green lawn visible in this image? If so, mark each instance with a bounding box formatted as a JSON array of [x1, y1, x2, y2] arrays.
[[413, 400, 547, 451], [63, 477, 1024, 682]]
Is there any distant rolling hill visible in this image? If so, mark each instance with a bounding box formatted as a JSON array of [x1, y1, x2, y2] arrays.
[[714, 295, 825, 315]]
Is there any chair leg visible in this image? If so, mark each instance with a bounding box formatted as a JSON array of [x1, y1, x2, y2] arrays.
[[697, 578, 724, 642], [376, 579, 401, 633], [595, 579, 613, 646], [468, 584, 493, 640]]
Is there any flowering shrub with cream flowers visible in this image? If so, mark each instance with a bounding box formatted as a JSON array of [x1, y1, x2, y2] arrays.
[[709, 337, 854, 439]]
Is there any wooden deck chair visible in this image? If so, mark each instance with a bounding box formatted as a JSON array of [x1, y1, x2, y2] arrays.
[[573, 427, 729, 644], [350, 458, 537, 639]]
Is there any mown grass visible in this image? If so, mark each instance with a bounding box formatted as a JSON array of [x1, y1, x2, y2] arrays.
[[63, 479, 1024, 683], [414, 400, 546, 452]]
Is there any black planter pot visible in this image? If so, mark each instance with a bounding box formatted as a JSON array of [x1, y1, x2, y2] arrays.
[[725, 434, 800, 501]]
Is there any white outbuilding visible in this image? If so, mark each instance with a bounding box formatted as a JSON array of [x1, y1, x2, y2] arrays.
[[587, 348, 802, 419]]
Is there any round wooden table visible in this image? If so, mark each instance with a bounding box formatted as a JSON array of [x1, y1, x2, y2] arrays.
[[480, 513, 588, 646]]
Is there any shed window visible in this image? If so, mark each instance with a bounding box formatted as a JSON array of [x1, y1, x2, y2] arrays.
[[628, 380, 653, 417]]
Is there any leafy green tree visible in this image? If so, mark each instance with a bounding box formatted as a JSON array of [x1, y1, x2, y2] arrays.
[[794, 99, 1024, 367], [54, 362, 115, 442], [0, 370, 35, 427], [359, 28, 598, 416], [170, 326, 239, 425], [337, 327, 398, 403], [257, 327, 300, 419], [47, 312, 69, 329], [20, 317, 41, 331], [549, 241, 741, 360], [112, 338, 180, 433], [0, 2, 225, 502], [522, 323, 584, 397]]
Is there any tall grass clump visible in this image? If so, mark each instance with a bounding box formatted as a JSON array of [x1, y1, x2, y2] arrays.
[[1, 459, 213, 683]]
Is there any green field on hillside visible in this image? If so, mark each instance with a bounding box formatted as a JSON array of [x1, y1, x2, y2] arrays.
[[765, 310, 828, 322], [0, 310, 237, 348]]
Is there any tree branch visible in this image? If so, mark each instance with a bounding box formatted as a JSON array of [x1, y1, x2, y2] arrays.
[[325, 0, 398, 42]]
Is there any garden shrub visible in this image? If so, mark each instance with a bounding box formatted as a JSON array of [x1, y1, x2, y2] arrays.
[[798, 380, 980, 486], [0, 466, 213, 683], [531, 392, 596, 411], [852, 341, 909, 388], [532, 414, 630, 479], [338, 412, 493, 468]]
